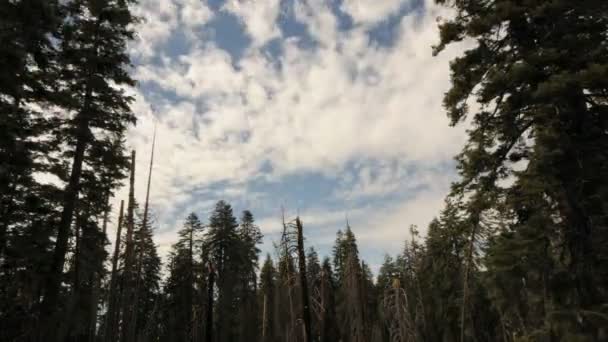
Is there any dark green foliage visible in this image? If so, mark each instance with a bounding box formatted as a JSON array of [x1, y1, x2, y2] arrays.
[[433, 0, 608, 340], [161, 213, 203, 342], [40, 0, 139, 336]]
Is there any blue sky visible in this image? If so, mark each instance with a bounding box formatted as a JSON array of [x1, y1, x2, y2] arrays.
[[115, 0, 468, 273]]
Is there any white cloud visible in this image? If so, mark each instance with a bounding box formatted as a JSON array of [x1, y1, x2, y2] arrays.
[[223, 0, 281, 46], [341, 0, 408, 25], [115, 0, 468, 267], [181, 0, 214, 29], [130, 0, 180, 59], [129, 0, 213, 60]]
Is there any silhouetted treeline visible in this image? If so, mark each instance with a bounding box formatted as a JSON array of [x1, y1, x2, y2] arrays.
[[1, 0, 607, 341]]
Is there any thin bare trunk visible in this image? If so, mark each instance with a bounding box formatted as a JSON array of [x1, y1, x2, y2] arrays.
[[88, 194, 110, 342], [104, 200, 124, 342], [460, 219, 478, 342], [295, 218, 312, 342], [205, 263, 215, 342], [129, 128, 156, 341], [120, 150, 137, 342], [262, 293, 268, 340]]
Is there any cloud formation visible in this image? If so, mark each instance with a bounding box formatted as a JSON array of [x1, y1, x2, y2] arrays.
[[110, 0, 467, 272]]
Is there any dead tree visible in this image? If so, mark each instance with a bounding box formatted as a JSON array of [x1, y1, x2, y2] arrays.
[[205, 263, 215, 342], [88, 193, 111, 342], [295, 218, 312, 342], [120, 150, 137, 342], [280, 214, 313, 342], [129, 127, 156, 341], [383, 278, 417, 342], [104, 200, 124, 342]]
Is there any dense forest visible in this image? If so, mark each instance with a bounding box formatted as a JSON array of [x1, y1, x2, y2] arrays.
[[1, 0, 607, 341]]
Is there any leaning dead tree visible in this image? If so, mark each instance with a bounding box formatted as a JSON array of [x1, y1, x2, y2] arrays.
[[383, 278, 418, 342]]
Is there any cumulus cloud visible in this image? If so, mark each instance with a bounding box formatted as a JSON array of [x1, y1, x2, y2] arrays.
[[130, 0, 180, 59], [129, 0, 213, 60], [181, 0, 214, 29], [223, 0, 281, 46], [341, 0, 408, 25], [111, 0, 467, 268]]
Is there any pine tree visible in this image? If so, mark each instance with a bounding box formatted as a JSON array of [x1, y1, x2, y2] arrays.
[[306, 246, 323, 341], [41, 0, 138, 335], [434, 0, 608, 339], [205, 200, 240, 342], [259, 254, 277, 341], [236, 210, 263, 342], [318, 257, 339, 342], [0, 2, 63, 339], [103, 200, 124, 342], [333, 224, 368, 342], [131, 207, 162, 341], [162, 213, 203, 342]]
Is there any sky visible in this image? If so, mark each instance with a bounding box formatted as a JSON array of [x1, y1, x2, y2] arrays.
[[113, 0, 468, 273]]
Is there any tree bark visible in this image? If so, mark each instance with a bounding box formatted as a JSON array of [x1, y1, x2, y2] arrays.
[[295, 218, 312, 342], [120, 150, 137, 342], [205, 263, 215, 342], [104, 200, 124, 342], [40, 17, 103, 334]]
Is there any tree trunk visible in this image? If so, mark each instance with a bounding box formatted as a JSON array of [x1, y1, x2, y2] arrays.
[[120, 150, 137, 342], [129, 131, 155, 341], [205, 263, 215, 342], [295, 218, 312, 342], [262, 293, 268, 340], [460, 217, 479, 342], [40, 17, 103, 335], [88, 194, 110, 342], [104, 200, 124, 342]]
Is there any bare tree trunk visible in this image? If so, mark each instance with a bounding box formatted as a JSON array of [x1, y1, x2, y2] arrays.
[[88, 194, 110, 342], [295, 218, 312, 342], [205, 263, 215, 342], [262, 293, 268, 340], [120, 150, 137, 342], [128, 129, 156, 342], [104, 200, 124, 342], [460, 218, 478, 342]]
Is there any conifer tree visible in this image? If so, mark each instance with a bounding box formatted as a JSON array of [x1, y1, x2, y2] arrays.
[[319, 257, 339, 342], [163, 213, 203, 342], [259, 254, 277, 341], [236, 210, 262, 342], [41, 0, 138, 333], [434, 0, 608, 339], [0, 2, 63, 339], [205, 201, 240, 342]]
